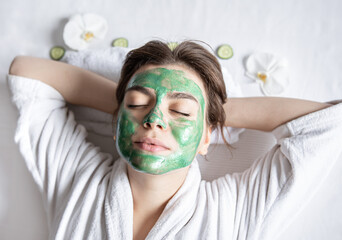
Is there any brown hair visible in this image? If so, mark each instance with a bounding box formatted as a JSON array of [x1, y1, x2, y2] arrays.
[[114, 40, 231, 148]]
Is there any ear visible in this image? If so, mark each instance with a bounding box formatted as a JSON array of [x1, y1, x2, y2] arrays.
[[198, 126, 212, 155]]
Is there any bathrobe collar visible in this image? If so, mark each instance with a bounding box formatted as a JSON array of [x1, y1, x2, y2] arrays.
[[104, 157, 202, 239]]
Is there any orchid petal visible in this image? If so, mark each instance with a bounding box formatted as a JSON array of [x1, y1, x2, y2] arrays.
[[246, 53, 268, 76], [261, 76, 285, 96], [63, 21, 87, 50], [245, 52, 289, 95], [271, 66, 289, 85], [63, 13, 108, 51], [82, 13, 108, 39]]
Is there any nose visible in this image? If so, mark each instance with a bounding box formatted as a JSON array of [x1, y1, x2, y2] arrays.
[[143, 107, 167, 130]]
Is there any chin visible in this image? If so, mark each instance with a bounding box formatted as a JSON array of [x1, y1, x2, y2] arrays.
[[130, 155, 170, 175], [127, 154, 192, 175]]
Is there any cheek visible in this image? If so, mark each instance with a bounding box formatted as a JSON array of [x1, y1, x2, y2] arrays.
[[170, 117, 203, 147], [118, 110, 136, 136], [116, 108, 139, 154]]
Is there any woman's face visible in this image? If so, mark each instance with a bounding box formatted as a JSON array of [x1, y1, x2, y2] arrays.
[[116, 64, 211, 175]]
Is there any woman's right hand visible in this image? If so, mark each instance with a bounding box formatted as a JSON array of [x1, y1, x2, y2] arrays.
[[9, 56, 118, 114]]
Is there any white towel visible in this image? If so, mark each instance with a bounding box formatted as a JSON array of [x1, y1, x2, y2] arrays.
[[62, 47, 245, 145]]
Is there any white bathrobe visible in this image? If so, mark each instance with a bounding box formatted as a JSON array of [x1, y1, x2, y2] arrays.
[[7, 74, 342, 240]]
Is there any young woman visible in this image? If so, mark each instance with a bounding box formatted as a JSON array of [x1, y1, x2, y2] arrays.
[[8, 41, 342, 240]]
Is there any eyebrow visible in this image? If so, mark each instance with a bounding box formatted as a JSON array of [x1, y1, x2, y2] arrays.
[[125, 86, 199, 104], [125, 85, 154, 98], [167, 92, 199, 104]]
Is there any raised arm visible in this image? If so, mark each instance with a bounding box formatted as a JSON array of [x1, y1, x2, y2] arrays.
[[224, 97, 332, 132], [9, 56, 117, 114]]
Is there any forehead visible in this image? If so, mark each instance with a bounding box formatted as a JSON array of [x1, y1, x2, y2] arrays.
[[127, 65, 206, 104]]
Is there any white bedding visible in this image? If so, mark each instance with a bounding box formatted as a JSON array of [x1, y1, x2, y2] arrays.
[[1, 0, 342, 239]]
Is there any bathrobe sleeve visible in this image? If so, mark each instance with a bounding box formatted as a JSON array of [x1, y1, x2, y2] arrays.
[[7, 74, 113, 222], [216, 100, 342, 239]]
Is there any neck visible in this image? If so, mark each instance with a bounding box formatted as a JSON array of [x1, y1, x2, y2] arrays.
[[127, 163, 189, 214]]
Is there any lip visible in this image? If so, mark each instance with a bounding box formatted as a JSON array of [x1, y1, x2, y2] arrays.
[[134, 137, 170, 152]]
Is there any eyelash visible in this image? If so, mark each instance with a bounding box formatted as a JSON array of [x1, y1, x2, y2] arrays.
[[171, 110, 190, 117], [127, 105, 190, 117], [127, 104, 148, 108]]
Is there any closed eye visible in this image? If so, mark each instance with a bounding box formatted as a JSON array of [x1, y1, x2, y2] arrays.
[[171, 110, 191, 117], [127, 104, 149, 108]]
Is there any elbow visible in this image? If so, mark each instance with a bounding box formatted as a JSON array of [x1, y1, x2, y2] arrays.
[[9, 56, 28, 76]]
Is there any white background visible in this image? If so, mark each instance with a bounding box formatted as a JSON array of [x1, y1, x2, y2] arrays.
[[1, 0, 342, 239]]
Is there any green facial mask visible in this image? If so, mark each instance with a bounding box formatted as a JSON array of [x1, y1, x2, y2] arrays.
[[116, 68, 205, 174]]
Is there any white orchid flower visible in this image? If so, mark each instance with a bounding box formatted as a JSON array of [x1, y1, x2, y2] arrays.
[[245, 53, 289, 96], [63, 13, 108, 51]]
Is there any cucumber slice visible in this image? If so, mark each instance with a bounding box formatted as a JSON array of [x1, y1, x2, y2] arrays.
[[112, 38, 128, 47], [50, 46, 65, 61], [216, 44, 233, 59], [167, 42, 179, 50]]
